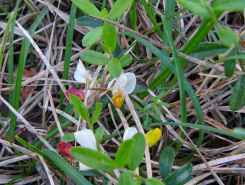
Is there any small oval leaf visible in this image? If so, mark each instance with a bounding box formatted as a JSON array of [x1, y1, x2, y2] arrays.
[[128, 133, 146, 170], [118, 171, 134, 185], [71, 0, 101, 17], [107, 0, 133, 20], [224, 59, 236, 77], [81, 50, 109, 65], [103, 22, 117, 54], [82, 26, 103, 47], [159, 146, 175, 178], [115, 139, 134, 168], [70, 94, 90, 124], [70, 147, 117, 171], [229, 76, 245, 111], [218, 26, 239, 48], [146, 178, 165, 185], [108, 58, 122, 78], [61, 133, 75, 142], [164, 164, 192, 185], [119, 54, 133, 67]]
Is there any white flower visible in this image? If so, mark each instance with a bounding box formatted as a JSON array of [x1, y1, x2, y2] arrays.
[[74, 129, 97, 171], [74, 60, 91, 83], [107, 73, 136, 95], [123, 127, 138, 141]]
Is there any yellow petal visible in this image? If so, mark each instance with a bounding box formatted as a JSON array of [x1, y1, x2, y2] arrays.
[[112, 92, 124, 108], [146, 128, 162, 148]]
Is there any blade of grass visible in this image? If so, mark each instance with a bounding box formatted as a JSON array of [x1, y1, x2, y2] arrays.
[[59, 3, 77, 108], [139, 0, 163, 38], [0, 13, 13, 72], [9, 7, 48, 139], [163, 19, 187, 152], [8, 0, 21, 111]]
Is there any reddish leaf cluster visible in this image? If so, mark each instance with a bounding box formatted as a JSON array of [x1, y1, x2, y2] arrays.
[[65, 88, 84, 100], [58, 142, 73, 158]]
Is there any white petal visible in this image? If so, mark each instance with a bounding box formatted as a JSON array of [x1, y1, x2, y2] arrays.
[[123, 73, 136, 94], [119, 74, 127, 87], [123, 127, 138, 141], [107, 74, 128, 94], [79, 162, 92, 171], [74, 129, 97, 150], [74, 61, 88, 83]]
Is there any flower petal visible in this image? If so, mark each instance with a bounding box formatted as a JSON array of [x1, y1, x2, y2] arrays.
[[74, 60, 88, 83], [145, 128, 162, 148], [79, 162, 92, 171], [123, 127, 138, 141], [123, 73, 136, 94], [74, 129, 97, 150]]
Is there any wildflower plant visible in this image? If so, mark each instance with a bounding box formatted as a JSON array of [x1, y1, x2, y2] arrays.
[[5, 0, 245, 185]]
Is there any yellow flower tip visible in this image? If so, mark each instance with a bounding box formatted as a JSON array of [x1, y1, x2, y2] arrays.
[[146, 128, 162, 148], [112, 92, 124, 108]]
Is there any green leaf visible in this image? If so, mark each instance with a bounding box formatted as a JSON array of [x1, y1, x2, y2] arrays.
[[95, 126, 105, 144], [71, 0, 101, 17], [107, 0, 133, 20], [70, 94, 90, 124], [224, 59, 236, 77], [118, 171, 134, 185], [82, 26, 103, 47], [229, 76, 245, 111], [70, 147, 117, 171], [128, 133, 146, 170], [91, 103, 102, 125], [108, 58, 122, 78], [103, 22, 117, 54], [191, 42, 227, 60], [146, 178, 166, 185], [16, 136, 42, 155], [115, 139, 134, 168], [218, 26, 239, 48], [164, 164, 192, 185], [61, 133, 75, 142], [213, 0, 245, 11], [81, 50, 109, 65], [77, 16, 103, 27], [42, 149, 91, 185], [177, 0, 210, 19], [119, 54, 133, 67], [101, 8, 108, 17], [159, 146, 175, 178]]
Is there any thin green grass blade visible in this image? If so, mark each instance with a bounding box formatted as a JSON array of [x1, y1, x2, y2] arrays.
[[0, 13, 13, 71], [139, 0, 163, 38], [8, 0, 21, 110], [9, 7, 48, 139], [163, 19, 187, 151], [59, 3, 77, 108]]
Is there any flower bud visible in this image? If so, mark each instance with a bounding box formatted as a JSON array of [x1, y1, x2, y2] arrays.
[[112, 92, 124, 108], [58, 142, 73, 158], [145, 128, 162, 148], [65, 88, 84, 100]]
